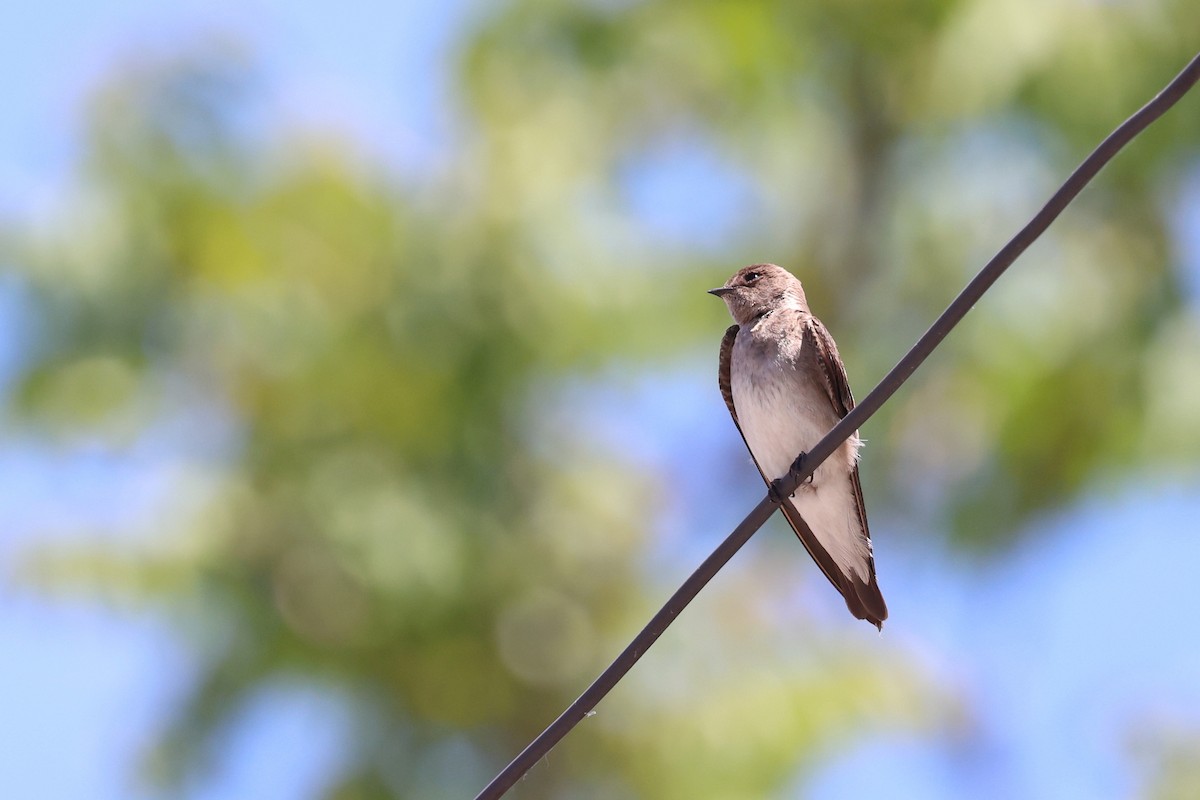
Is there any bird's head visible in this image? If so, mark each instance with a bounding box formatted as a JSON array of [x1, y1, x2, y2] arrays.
[[708, 263, 808, 325]]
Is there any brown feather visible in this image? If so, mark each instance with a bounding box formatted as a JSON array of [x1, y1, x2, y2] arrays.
[[802, 316, 888, 625]]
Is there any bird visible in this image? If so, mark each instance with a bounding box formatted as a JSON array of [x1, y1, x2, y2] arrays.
[[709, 263, 887, 628]]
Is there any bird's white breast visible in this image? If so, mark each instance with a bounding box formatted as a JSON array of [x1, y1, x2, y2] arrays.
[[730, 326, 850, 483], [730, 320, 869, 578]]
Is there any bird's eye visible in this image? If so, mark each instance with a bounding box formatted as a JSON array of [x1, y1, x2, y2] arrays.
[[744, 271, 761, 283]]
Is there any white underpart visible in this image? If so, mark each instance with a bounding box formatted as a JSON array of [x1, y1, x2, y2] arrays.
[[731, 325, 870, 581]]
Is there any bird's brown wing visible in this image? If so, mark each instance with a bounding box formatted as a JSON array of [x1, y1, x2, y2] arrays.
[[719, 324, 886, 627], [802, 316, 888, 626]]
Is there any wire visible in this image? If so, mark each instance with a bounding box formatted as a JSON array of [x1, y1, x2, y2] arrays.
[[475, 50, 1200, 800]]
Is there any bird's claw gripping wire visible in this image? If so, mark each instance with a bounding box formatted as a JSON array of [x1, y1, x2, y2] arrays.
[[768, 452, 811, 504]]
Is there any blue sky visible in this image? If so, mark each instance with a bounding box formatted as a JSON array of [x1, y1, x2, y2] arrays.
[[0, 0, 473, 218], [2, 3, 1199, 799]]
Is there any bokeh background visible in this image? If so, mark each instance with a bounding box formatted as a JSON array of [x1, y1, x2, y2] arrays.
[[2, 1, 1199, 798]]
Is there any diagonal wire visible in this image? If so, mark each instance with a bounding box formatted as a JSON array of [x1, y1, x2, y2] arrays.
[[475, 50, 1200, 800]]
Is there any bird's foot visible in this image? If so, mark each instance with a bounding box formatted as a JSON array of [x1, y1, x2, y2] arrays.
[[768, 452, 811, 504], [767, 477, 789, 505], [790, 452, 814, 486]]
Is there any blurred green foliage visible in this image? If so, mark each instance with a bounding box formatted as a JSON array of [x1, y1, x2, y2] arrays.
[[1133, 724, 1200, 800], [3, 0, 1199, 797]]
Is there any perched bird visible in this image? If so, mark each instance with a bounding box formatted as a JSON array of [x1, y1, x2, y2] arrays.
[[710, 264, 887, 628]]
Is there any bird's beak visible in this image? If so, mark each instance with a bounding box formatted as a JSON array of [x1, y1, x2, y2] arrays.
[[708, 287, 733, 297]]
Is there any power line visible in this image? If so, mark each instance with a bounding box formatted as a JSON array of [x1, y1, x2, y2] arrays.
[[475, 50, 1200, 800]]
